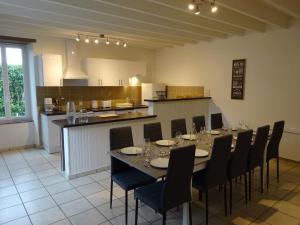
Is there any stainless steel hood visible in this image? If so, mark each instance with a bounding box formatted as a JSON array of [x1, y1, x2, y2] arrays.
[[63, 40, 88, 80]]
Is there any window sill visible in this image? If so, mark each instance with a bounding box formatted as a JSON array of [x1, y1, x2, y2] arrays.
[[0, 119, 33, 125]]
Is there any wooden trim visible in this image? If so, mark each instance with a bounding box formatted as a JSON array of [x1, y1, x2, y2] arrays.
[[0, 36, 36, 44]]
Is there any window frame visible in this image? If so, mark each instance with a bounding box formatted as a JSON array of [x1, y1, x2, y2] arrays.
[[0, 43, 31, 123]]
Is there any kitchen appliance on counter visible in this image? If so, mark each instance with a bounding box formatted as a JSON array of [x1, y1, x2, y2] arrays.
[[141, 83, 166, 105], [91, 100, 98, 109], [44, 98, 55, 112], [102, 100, 112, 108]]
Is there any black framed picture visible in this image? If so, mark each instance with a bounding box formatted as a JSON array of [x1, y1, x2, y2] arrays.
[[231, 59, 246, 100]]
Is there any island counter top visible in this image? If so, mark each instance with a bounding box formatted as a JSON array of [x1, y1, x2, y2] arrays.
[[144, 97, 211, 102], [52, 112, 157, 128]]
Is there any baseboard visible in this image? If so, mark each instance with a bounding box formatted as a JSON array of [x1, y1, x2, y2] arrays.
[[0, 144, 37, 153]]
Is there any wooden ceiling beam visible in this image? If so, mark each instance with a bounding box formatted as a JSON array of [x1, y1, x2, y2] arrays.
[[263, 0, 300, 18]]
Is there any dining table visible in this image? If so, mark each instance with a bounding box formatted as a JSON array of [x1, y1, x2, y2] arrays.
[[110, 128, 247, 225]]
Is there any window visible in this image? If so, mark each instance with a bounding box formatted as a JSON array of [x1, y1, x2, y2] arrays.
[[0, 43, 30, 121]]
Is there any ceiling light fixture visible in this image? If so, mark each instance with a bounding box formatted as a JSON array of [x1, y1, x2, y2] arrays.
[[94, 39, 99, 44], [188, 0, 219, 15], [84, 37, 90, 43], [116, 41, 120, 46], [74, 33, 127, 48], [123, 43, 127, 48], [75, 34, 80, 42], [105, 38, 110, 45]]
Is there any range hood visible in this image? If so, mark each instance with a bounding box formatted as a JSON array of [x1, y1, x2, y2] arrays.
[[63, 40, 87, 80]]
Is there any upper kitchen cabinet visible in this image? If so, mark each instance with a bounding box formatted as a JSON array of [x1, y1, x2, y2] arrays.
[[36, 54, 63, 86], [84, 58, 146, 86]]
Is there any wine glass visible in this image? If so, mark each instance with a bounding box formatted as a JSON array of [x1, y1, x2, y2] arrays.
[[175, 131, 182, 145]]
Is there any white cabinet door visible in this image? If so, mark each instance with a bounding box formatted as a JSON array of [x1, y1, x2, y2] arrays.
[[84, 58, 102, 86], [39, 54, 63, 86]]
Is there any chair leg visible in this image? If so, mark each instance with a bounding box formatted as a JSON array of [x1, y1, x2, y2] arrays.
[[277, 157, 279, 183], [125, 190, 128, 225], [260, 166, 264, 194], [198, 190, 202, 201], [224, 183, 227, 217], [110, 178, 113, 209], [229, 180, 232, 215], [248, 171, 251, 201], [135, 198, 139, 225], [244, 174, 248, 205], [189, 201, 193, 225], [267, 161, 269, 189], [163, 212, 166, 225], [205, 191, 208, 225]]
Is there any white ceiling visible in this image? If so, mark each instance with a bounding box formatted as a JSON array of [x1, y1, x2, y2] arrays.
[[0, 0, 299, 49]]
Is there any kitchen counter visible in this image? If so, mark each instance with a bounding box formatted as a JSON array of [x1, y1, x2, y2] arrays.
[[144, 97, 211, 102], [52, 112, 156, 128], [41, 105, 148, 116]]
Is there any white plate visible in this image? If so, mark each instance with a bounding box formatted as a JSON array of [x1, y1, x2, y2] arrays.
[[182, 134, 196, 140], [231, 127, 238, 131], [233, 136, 238, 140], [155, 140, 175, 146], [150, 158, 169, 169], [211, 130, 221, 135], [231, 144, 235, 149], [195, 149, 209, 157], [120, 147, 142, 155]]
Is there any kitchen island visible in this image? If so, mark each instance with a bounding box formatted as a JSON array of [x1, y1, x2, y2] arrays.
[[53, 112, 157, 179]]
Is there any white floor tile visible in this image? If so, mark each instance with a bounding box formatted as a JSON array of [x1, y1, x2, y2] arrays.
[[40, 174, 66, 186], [0, 178, 14, 188], [24, 196, 56, 214], [20, 187, 49, 203], [0, 204, 27, 224], [35, 168, 60, 178], [69, 176, 94, 187], [50, 219, 72, 225], [16, 180, 43, 193], [0, 186, 18, 198], [76, 182, 104, 196], [69, 208, 107, 225], [86, 190, 113, 207], [52, 189, 82, 205], [110, 211, 149, 225], [89, 171, 110, 182], [29, 207, 65, 225], [97, 199, 129, 220], [0, 194, 22, 210], [2, 216, 32, 225], [13, 173, 38, 184], [60, 198, 93, 217], [45, 181, 73, 195]]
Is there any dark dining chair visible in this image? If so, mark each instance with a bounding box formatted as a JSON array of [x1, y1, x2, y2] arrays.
[[211, 113, 223, 130], [109, 126, 156, 225], [247, 125, 270, 201], [134, 145, 195, 225], [171, 118, 187, 137], [193, 115, 206, 132], [144, 122, 163, 142], [266, 121, 285, 188], [192, 135, 232, 225], [228, 130, 253, 214]]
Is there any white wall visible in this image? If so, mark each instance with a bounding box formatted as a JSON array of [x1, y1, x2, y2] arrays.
[[154, 23, 300, 161]]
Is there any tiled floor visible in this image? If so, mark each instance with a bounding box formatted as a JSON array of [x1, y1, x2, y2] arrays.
[[0, 148, 300, 225]]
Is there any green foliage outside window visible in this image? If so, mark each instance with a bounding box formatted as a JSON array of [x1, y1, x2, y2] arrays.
[[0, 65, 25, 118]]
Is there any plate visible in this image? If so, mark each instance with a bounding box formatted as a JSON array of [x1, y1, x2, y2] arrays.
[[211, 130, 221, 135], [155, 140, 175, 146], [231, 144, 235, 149], [120, 147, 143, 155], [233, 136, 237, 140], [195, 149, 209, 157], [182, 134, 196, 140], [231, 127, 238, 131], [150, 158, 169, 169]]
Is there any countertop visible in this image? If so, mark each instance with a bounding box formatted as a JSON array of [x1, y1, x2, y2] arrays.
[[144, 97, 211, 102], [52, 112, 157, 128], [41, 105, 148, 116]]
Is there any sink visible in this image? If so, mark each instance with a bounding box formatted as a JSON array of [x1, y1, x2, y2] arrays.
[[115, 103, 133, 108]]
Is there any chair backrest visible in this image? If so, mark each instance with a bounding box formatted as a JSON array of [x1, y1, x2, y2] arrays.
[[193, 116, 206, 132], [171, 118, 187, 137], [109, 126, 133, 174], [144, 122, 163, 142], [211, 113, 223, 130], [229, 130, 253, 179], [205, 135, 232, 188], [248, 125, 270, 169], [267, 121, 285, 161], [162, 145, 195, 211]]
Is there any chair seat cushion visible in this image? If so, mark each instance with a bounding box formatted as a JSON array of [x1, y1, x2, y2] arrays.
[[112, 169, 155, 191], [135, 181, 164, 212]]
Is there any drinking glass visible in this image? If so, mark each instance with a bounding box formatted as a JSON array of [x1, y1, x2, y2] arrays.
[[175, 131, 182, 145]]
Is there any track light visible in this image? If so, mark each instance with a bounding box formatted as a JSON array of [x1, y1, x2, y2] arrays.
[[75, 34, 80, 42], [211, 5, 218, 13], [116, 41, 120, 46], [84, 37, 90, 43], [188, 3, 195, 10], [105, 38, 110, 45], [194, 6, 200, 15], [94, 39, 99, 44], [123, 43, 127, 48]]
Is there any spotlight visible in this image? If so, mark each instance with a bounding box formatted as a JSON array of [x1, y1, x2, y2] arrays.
[[188, 3, 195, 10], [194, 6, 200, 15], [211, 5, 218, 13], [94, 39, 99, 44], [105, 38, 110, 45], [123, 42, 127, 48], [85, 37, 90, 43], [116, 41, 120, 46], [75, 35, 80, 42]]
